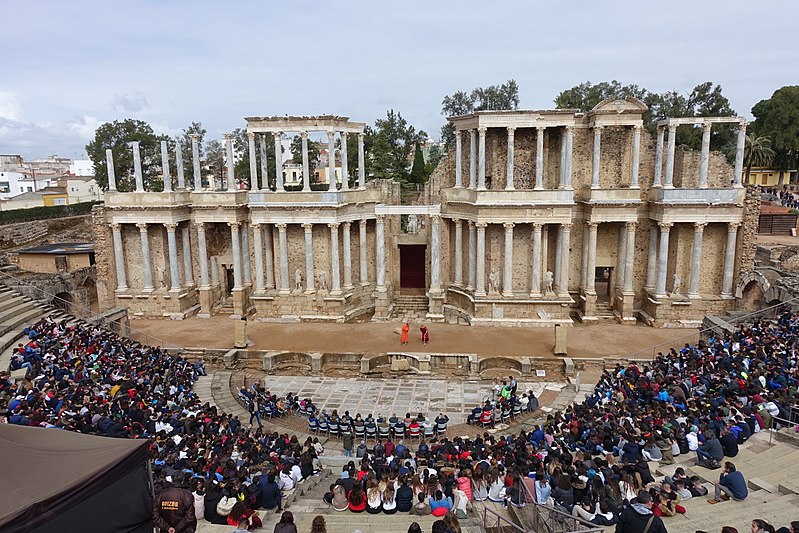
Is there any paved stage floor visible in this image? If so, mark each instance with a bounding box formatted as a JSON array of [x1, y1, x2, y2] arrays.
[[130, 316, 697, 359]]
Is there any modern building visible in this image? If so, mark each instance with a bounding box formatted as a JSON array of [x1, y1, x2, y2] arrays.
[[747, 167, 797, 187], [93, 102, 759, 327]]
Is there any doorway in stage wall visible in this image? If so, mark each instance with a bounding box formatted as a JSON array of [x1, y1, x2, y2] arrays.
[[400, 244, 426, 294], [595, 267, 612, 302], [225, 267, 234, 295]]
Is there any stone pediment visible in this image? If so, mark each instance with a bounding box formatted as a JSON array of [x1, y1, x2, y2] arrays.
[[590, 97, 648, 114]]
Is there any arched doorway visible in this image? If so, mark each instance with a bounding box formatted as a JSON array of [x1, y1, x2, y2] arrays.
[[53, 292, 73, 314]]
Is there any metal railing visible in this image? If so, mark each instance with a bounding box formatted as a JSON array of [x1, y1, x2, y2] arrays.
[[624, 296, 799, 361], [518, 477, 605, 533], [0, 269, 182, 352], [479, 501, 526, 533]]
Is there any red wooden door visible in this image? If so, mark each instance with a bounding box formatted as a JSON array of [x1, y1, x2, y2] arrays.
[[400, 245, 426, 288]]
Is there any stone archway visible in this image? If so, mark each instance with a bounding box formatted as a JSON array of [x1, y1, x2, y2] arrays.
[[53, 291, 73, 314], [735, 270, 770, 299]]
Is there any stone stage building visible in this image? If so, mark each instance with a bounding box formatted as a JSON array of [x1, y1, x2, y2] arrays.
[[93, 100, 759, 327]]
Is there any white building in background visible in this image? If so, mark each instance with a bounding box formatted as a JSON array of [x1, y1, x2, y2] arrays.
[[59, 175, 103, 203], [0, 171, 51, 199], [69, 160, 94, 176]]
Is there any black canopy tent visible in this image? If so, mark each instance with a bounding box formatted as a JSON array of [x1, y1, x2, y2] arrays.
[[0, 424, 152, 533]]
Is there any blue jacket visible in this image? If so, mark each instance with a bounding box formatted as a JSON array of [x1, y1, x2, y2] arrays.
[[720, 471, 748, 500]]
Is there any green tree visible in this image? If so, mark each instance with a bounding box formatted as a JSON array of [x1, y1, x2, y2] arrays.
[[175, 122, 206, 181], [554, 81, 736, 151], [741, 134, 776, 184], [85, 119, 164, 191], [409, 143, 426, 184], [425, 144, 443, 176], [752, 86, 799, 182], [440, 80, 520, 147], [368, 110, 427, 186], [288, 134, 321, 181]]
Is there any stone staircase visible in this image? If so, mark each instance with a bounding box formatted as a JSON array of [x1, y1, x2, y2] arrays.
[[389, 295, 429, 321], [594, 301, 616, 321], [651, 431, 799, 533], [0, 283, 84, 371], [215, 297, 234, 315]]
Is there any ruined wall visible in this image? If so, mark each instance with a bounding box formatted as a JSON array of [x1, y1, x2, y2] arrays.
[[0, 214, 93, 250], [91, 205, 115, 311]]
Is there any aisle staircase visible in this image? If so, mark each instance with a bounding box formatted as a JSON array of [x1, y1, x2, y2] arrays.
[[594, 301, 616, 321], [389, 295, 429, 321]]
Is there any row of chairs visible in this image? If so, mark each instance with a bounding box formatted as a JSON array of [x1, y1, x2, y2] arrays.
[[308, 417, 448, 442], [469, 403, 528, 428]]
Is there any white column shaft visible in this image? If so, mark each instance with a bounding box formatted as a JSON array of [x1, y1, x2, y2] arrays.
[[241, 223, 252, 285], [469, 130, 477, 189], [264, 225, 275, 289], [503, 223, 514, 294], [191, 136, 202, 190], [530, 225, 542, 296], [166, 225, 180, 290], [664, 125, 677, 187], [105, 149, 117, 191], [131, 142, 144, 192], [138, 224, 153, 289], [477, 129, 486, 190], [252, 225, 265, 291], [225, 135, 236, 191], [559, 225, 571, 296], [274, 133, 284, 190], [624, 223, 636, 293], [656, 225, 671, 296], [340, 132, 349, 191], [699, 124, 711, 188], [278, 225, 289, 292], [454, 131, 463, 187], [653, 127, 664, 187], [343, 222, 353, 289], [430, 217, 441, 291], [467, 222, 476, 291], [358, 134, 366, 189], [181, 225, 193, 286], [554, 225, 563, 290], [248, 134, 258, 191], [505, 129, 515, 190], [475, 224, 486, 296], [645, 224, 658, 291], [722, 224, 739, 296], [230, 224, 242, 289], [258, 134, 268, 191], [535, 128, 545, 190], [301, 132, 311, 192], [111, 225, 127, 290], [581, 225, 590, 289], [564, 127, 574, 189], [175, 145, 185, 189], [591, 127, 601, 188], [359, 219, 368, 284], [630, 126, 641, 188], [330, 224, 341, 292], [616, 226, 627, 290], [734, 123, 746, 186], [304, 225, 315, 292], [161, 140, 172, 192], [587, 224, 598, 293], [376, 218, 386, 289], [454, 220, 463, 286], [688, 224, 704, 297], [327, 132, 336, 191], [196, 224, 210, 288]]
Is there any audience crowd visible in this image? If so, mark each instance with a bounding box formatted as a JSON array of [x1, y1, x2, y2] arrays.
[[5, 310, 799, 533]]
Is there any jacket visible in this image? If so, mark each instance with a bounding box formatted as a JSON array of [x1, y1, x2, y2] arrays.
[[152, 486, 197, 533], [396, 484, 414, 512], [615, 503, 667, 533], [260, 479, 282, 510], [719, 471, 748, 500], [700, 437, 724, 461]]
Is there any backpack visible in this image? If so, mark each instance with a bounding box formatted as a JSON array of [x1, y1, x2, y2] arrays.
[[216, 496, 236, 516], [699, 458, 721, 470]]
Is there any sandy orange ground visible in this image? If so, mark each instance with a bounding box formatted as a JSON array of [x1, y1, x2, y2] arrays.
[[129, 317, 697, 359]]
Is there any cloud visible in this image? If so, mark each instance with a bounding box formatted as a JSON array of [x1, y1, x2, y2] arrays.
[[67, 114, 104, 139], [0, 116, 100, 158], [0, 91, 21, 121], [112, 92, 149, 113]]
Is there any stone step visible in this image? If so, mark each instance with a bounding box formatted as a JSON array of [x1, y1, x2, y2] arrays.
[[0, 295, 29, 313]]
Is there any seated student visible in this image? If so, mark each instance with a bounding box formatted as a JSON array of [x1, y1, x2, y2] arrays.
[[396, 479, 414, 513], [429, 490, 453, 517], [366, 481, 383, 514], [348, 484, 367, 513], [382, 485, 397, 514], [331, 483, 348, 512], [410, 492, 431, 516], [708, 462, 748, 504]]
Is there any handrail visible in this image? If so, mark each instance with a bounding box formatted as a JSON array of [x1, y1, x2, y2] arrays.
[[624, 296, 799, 361], [0, 269, 182, 352], [517, 476, 605, 533], [477, 500, 525, 533]]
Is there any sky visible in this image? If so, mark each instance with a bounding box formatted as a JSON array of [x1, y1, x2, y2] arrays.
[[1, 0, 797, 160]]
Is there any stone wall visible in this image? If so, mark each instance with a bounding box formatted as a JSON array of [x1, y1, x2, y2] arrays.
[[738, 184, 761, 289], [0, 214, 93, 250], [91, 205, 115, 311]]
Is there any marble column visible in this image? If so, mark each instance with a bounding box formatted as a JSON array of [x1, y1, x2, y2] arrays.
[[258, 134, 269, 191], [329, 223, 341, 293], [530, 224, 542, 297], [248, 132, 258, 191], [563, 126, 574, 189], [503, 222, 514, 295], [664, 124, 677, 188], [653, 127, 664, 187], [161, 140, 172, 192], [181, 225, 193, 287], [559, 130, 567, 188], [274, 132, 284, 191], [722, 222, 740, 297], [264, 225, 275, 289], [224, 133, 236, 191], [165, 223, 180, 290], [467, 221, 476, 291], [698, 123, 712, 188], [734, 122, 746, 187], [586, 222, 598, 293], [616, 225, 627, 291], [505, 127, 515, 190], [453, 219, 463, 286], [175, 144, 185, 189], [477, 127, 487, 190], [655, 223, 672, 297], [252, 223, 265, 292], [303, 223, 315, 292], [644, 223, 658, 291], [623, 222, 636, 293], [241, 223, 252, 285], [535, 127, 545, 190], [581, 225, 590, 289], [359, 219, 368, 285], [190, 134, 202, 190], [105, 149, 117, 191], [688, 222, 705, 298], [136, 223, 153, 290], [357, 134, 366, 189], [131, 141, 144, 192], [376, 216, 386, 290], [111, 223, 127, 290], [327, 131, 336, 191], [301, 131, 311, 192], [277, 224, 289, 293], [454, 131, 463, 187], [475, 223, 487, 296], [340, 132, 349, 191], [342, 221, 353, 289], [469, 130, 477, 189], [210, 256, 219, 285], [630, 125, 641, 188], [229, 222, 243, 289], [196, 222, 210, 288], [559, 224, 572, 296], [430, 215, 441, 292], [591, 126, 602, 189]]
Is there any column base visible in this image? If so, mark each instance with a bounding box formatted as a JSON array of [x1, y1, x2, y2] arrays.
[[142, 287, 155, 293], [344, 284, 354, 290], [466, 285, 475, 292], [688, 293, 701, 299], [115, 287, 129, 294], [502, 291, 514, 298], [360, 282, 371, 288], [475, 290, 486, 297], [529, 291, 542, 298]]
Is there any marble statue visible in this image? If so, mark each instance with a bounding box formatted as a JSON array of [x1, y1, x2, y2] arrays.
[[407, 214, 418, 234], [159, 267, 168, 289], [316, 270, 328, 292], [295, 268, 303, 291], [545, 270, 554, 294], [672, 273, 681, 295], [488, 268, 501, 294]]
